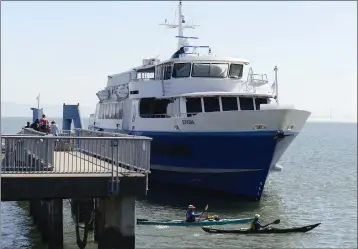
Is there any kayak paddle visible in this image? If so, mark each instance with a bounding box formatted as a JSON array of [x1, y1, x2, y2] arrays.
[[198, 204, 209, 221], [137, 218, 172, 223], [262, 219, 280, 228]]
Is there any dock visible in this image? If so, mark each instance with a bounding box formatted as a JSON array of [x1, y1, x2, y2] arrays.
[[1, 128, 152, 249]]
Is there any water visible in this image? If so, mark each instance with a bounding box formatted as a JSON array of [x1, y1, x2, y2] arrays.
[[1, 117, 357, 248]]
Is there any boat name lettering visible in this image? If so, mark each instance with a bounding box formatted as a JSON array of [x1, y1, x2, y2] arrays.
[[182, 120, 195, 125]]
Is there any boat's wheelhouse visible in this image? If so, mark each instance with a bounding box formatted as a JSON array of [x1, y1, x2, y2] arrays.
[[151, 60, 246, 80]]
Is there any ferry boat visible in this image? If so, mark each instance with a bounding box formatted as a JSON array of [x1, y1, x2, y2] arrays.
[[88, 1, 311, 200]]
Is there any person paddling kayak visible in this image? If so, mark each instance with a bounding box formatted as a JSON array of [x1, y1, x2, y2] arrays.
[[186, 205, 202, 222], [250, 214, 263, 231]]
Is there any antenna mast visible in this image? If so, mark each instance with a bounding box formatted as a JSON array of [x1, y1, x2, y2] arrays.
[[159, 1, 199, 50]]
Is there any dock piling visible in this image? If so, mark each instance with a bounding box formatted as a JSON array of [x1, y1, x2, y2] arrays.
[[97, 196, 136, 249], [48, 199, 64, 249]]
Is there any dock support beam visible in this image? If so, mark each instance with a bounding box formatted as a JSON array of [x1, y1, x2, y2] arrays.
[[97, 196, 136, 249], [48, 199, 64, 249], [94, 198, 99, 242], [28, 200, 63, 249]]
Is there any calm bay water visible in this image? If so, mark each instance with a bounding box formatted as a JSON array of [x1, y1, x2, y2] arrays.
[[1, 117, 357, 248]]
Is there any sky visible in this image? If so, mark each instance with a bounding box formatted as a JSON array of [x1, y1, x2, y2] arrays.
[[1, 1, 357, 122]]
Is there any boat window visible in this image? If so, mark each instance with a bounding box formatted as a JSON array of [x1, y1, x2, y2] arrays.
[[155, 64, 173, 80], [97, 103, 123, 119], [113, 103, 117, 119], [102, 104, 105, 119], [113, 103, 121, 119], [229, 64, 244, 79], [105, 104, 109, 119], [95, 104, 100, 119], [111, 104, 116, 119], [103, 104, 108, 119], [103, 104, 107, 119], [110, 104, 114, 119], [172, 63, 191, 78], [221, 97, 238, 111], [136, 67, 155, 80], [191, 63, 228, 78], [163, 64, 172, 80], [98, 105, 102, 119], [117, 102, 123, 119], [203, 97, 220, 112], [239, 97, 254, 110], [100, 105, 104, 119], [186, 98, 202, 116], [255, 97, 268, 110], [139, 98, 171, 118]]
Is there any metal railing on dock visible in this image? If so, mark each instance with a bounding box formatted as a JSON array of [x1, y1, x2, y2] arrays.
[[1, 134, 151, 176]]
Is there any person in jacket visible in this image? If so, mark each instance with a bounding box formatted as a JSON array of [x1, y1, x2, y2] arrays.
[[50, 120, 59, 136], [250, 214, 263, 231], [39, 114, 49, 127], [30, 119, 40, 131], [186, 205, 202, 222]]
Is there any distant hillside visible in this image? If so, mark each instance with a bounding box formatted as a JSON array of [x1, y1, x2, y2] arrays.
[[1, 102, 95, 118]]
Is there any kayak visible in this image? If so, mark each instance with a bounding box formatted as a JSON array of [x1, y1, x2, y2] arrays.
[[201, 223, 321, 234], [137, 218, 253, 226]]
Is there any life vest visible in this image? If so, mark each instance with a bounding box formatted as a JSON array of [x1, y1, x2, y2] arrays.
[[250, 220, 255, 230], [186, 210, 195, 222]]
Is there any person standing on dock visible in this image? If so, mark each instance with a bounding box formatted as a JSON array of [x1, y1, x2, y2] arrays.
[[39, 114, 49, 127], [50, 120, 59, 136], [39, 114, 50, 133]]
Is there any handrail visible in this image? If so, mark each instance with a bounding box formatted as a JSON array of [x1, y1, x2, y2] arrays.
[[1, 134, 152, 178]]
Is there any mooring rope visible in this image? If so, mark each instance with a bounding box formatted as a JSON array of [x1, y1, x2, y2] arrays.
[[68, 199, 95, 249]]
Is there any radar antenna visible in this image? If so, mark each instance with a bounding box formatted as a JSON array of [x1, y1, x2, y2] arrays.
[[159, 1, 199, 50]]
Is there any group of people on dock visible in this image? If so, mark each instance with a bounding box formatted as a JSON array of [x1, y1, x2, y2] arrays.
[[24, 114, 59, 136]]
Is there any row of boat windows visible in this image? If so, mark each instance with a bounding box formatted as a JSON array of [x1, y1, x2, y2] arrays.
[[97, 103, 123, 119], [97, 96, 269, 120], [137, 63, 243, 80], [139, 97, 269, 118]]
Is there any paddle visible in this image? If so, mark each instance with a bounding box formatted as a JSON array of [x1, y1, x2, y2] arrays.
[[198, 204, 209, 221], [136, 218, 172, 223], [262, 219, 280, 228]]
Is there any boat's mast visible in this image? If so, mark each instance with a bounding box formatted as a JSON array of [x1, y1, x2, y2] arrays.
[[177, 1, 184, 50], [274, 66, 279, 105], [159, 1, 199, 50]]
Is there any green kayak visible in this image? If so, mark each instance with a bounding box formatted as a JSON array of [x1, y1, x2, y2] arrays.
[[137, 218, 253, 226]]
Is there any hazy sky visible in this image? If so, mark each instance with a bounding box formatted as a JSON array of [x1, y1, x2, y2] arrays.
[[1, 1, 357, 121]]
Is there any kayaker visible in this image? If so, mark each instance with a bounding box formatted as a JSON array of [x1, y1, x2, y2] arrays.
[[250, 214, 263, 231], [186, 205, 202, 222]]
